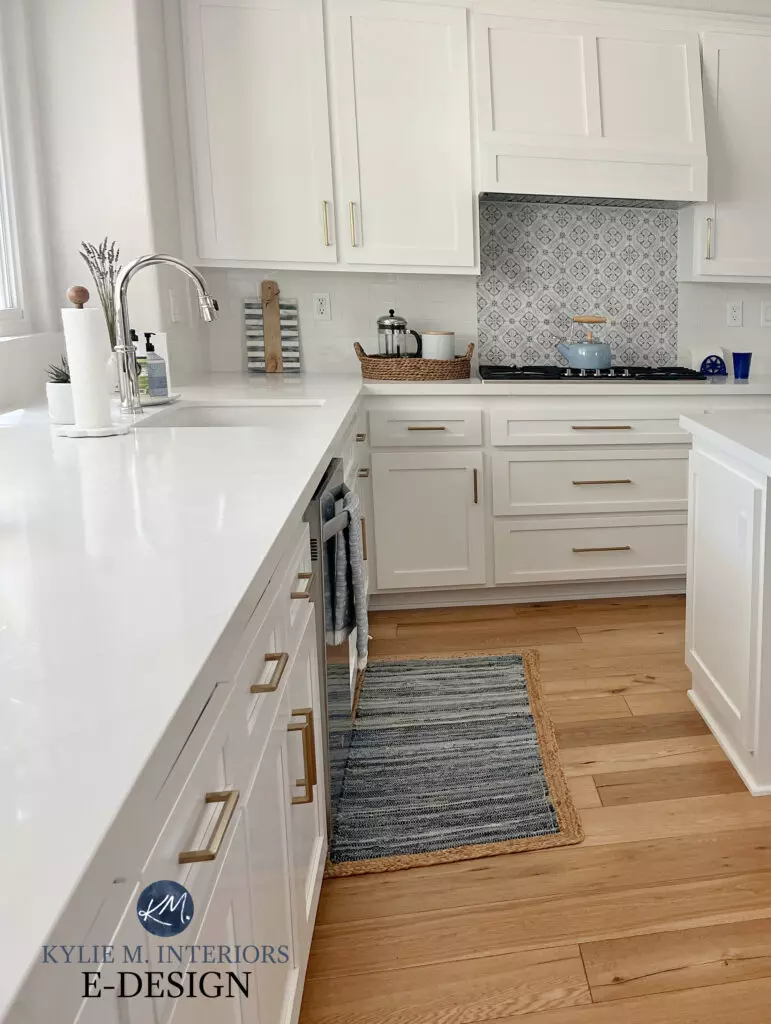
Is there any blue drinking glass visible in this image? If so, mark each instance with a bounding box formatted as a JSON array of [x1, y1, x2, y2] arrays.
[[732, 351, 752, 381]]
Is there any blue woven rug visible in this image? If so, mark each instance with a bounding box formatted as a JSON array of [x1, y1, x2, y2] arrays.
[[327, 652, 583, 876]]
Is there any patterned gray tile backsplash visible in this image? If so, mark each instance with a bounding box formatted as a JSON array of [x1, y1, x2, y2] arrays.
[[477, 200, 678, 366]]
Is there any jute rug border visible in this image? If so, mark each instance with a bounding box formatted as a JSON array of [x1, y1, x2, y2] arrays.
[[324, 649, 584, 878]]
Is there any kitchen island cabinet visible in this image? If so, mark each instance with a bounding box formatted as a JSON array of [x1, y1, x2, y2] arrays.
[[682, 412, 771, 794]]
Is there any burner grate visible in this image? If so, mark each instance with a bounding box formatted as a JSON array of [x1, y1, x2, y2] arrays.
[[478, 364, 707, 382]]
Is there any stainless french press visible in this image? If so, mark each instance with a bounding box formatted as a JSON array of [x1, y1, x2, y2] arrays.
[[376, 308, 423, 358]]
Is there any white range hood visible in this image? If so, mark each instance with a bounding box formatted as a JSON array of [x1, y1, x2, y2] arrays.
[[473, 13, 708, 205]]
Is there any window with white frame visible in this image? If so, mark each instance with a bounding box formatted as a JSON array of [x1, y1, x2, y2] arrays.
[[0, 115, 22, 329]]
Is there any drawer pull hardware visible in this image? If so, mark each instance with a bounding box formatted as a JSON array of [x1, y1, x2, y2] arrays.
[[473, 468, 479, 504], [178, 790, 239, 864], [349, 201, 357, 247], [355, 432, 367, 442], [358, 467, 370, 479], [571, 425, 632, 431], [407, 425, 446, 431], [288, 707, 316, 804], [291, 571, 313, 600], [321, 200, 331, 246], [706, 216, 713, 260], [572, 479, 633, 486], [251, 652, 289, 693], [572, 545, 632, 554], [362, 516, 368, 561]]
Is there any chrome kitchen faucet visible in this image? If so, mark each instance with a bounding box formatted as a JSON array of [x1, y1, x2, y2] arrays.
[[114, 254, 218, 415]]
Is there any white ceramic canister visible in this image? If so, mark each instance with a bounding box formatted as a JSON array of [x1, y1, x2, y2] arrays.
[[421, 331, 455, 360]]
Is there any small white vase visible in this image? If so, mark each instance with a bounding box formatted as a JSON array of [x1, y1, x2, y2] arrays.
[[46, 382, 75, 424]]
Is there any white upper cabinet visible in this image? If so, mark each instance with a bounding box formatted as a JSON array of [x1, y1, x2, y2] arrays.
[[182, 0, 336, 263], [684, 32, 771, 280], [327, 0, 475, 267], [474, 13, 707, 202]]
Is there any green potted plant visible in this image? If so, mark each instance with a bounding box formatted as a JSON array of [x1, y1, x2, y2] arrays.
[[45, 356, 74, 424]]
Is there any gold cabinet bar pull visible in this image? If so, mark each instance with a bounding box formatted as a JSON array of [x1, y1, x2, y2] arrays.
[[251, 652, 288, 693], [706, 216, 713, 260], [571, 424, 632, 431], [572, 479, 632, 486], [473, 468, 479, 504], [321, 200, 331, 246], [291, 571, 313, 600], [361, 516, 368, 561], [407, 425, 446, 431], [572, 545, 632, 553], [349, 201, 357, 247], [358, 467, 370, 479], [178, 790, 239, 864], [288, 708, 316, 804]]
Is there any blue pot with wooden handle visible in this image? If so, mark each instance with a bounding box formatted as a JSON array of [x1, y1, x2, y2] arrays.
[[558, 315, 611, 369]]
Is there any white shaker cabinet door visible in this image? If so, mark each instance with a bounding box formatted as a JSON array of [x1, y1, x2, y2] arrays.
[[687, 448, 764, 754], [371, 451, 486, 590], [327, 0, 475, 267], [474, 14, 705, 202], [182, 0, 336, 263], [242, 691, 300, 1024], [166, 817, 257, 1023], [285, 612, 327, 956], [690, 33, 771, 278]]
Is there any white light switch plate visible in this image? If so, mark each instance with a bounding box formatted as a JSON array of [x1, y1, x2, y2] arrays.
[[727, 300, 743, 327], [762, 301, 771, 328]]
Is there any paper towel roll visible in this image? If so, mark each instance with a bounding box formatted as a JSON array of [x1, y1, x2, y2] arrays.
[[61, 307, 113, 430]]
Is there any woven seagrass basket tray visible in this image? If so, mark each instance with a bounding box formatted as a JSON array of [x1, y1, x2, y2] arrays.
[[354, 342, 474, 381]]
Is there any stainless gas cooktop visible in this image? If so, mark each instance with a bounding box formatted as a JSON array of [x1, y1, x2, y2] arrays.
[[478, 365, 707, 382]]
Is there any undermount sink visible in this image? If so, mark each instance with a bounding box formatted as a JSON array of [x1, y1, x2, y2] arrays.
[[134, 399, 325, 428]]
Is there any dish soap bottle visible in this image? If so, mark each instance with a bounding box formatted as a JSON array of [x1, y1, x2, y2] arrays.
[[142, 332, 168, 398]]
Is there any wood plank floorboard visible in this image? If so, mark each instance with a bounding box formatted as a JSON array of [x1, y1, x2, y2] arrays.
[[299, 597, 771, 1024], [581, 918, 771, 1003], [594, 762, 746, 807]]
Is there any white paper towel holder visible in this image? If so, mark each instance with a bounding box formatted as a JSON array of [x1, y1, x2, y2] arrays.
[[57, 285, 129, 438]]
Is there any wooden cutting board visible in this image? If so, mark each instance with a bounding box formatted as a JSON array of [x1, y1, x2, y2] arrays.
[[261, 279, 283, 372]]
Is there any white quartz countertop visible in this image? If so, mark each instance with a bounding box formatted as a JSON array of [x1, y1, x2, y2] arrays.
[[363, 374, 771, 397], [681, 411, 771, 475], [0, 373, 362, 1020]]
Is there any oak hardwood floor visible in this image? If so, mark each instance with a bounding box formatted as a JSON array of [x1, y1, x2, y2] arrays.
[[299, 596, 771, 1023]]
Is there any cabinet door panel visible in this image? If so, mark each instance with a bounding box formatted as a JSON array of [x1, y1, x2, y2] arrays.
[[372, 451, 486, 590], [687, 449, 763, 752], [243, 694, 299, 1024], [693, 34, 771, 277], [167, 817, 256, 1023], [329, 0, 474, 266], [183, 0, 335, 262], [285, 615, 327, 954]]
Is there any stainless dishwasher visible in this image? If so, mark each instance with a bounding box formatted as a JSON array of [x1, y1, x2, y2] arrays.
[[304, 458, 354, 837]]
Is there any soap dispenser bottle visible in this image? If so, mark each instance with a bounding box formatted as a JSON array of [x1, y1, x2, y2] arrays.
[[143, 332, 168, 398]]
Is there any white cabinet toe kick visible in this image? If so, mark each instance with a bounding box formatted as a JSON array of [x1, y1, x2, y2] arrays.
[[365, 394, 771, 609]]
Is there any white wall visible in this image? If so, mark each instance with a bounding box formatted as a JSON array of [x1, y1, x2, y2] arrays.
[[679, 282, 771, 372], [204, 269, 479, 374], [0, 333, 63, 410]]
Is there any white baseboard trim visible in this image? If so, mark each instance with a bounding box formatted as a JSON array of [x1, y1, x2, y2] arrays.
[[688, 689, 771, 796], [369, 577, 685, 611]]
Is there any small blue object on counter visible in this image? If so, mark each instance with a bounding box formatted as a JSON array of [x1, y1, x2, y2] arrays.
[[732, 351, 753, 382], [700, 354, 727, 377]]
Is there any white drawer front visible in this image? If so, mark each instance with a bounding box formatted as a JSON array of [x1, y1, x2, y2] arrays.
[[494, 514, 687, 583], [492, 449, 688, 516], [490, 410, 686, 446], [278, 522, 313, 651], [369, 408, 482, 447]]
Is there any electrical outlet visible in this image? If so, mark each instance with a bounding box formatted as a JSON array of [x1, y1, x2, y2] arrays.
[[727, 300, 743, 327], [761, 301, 771, 328], [313, 293, 331, 321], [168, 288, 182, 323]]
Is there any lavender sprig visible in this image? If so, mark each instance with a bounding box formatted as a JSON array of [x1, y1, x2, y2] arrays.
[[79, 238, 121, 350]]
